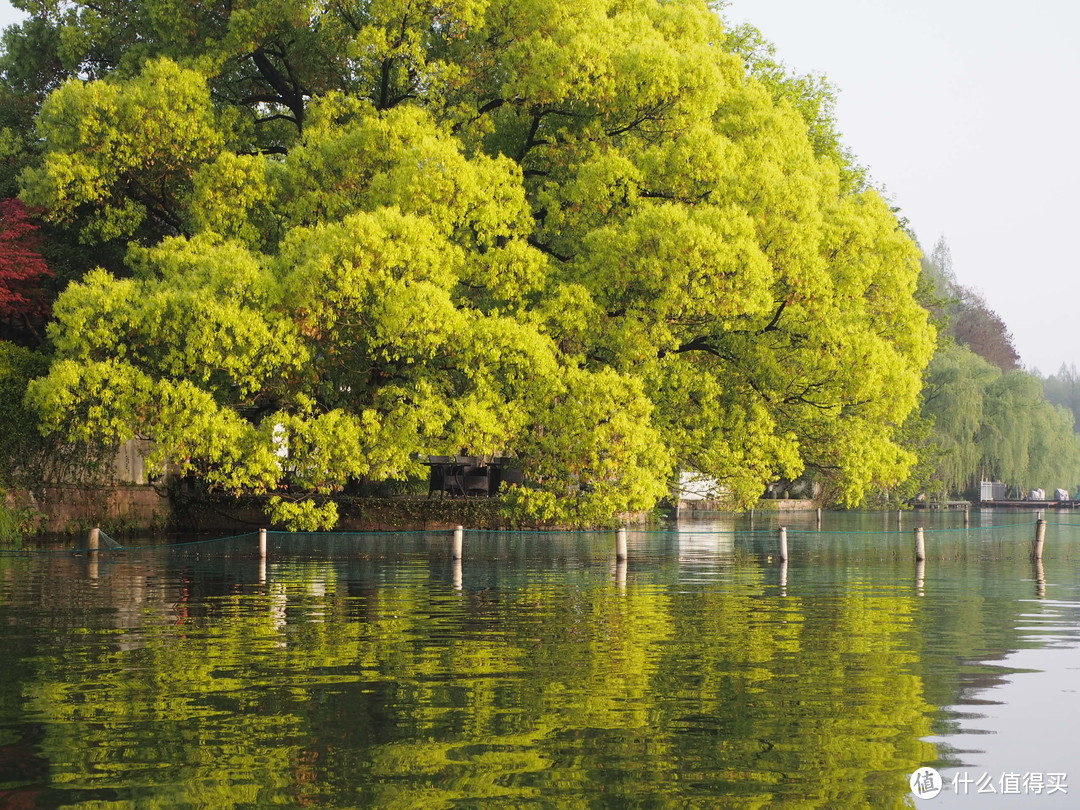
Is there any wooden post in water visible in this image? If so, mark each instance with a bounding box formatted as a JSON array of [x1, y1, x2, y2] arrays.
[[915, 559, 925, 597], [778, 526, 788, 562], [259, 528, 267, 559], [779, 560, 788, 596], [963, 507, 970, 526], [914, 527, 926, 562], [897, 509, 903, 527], [816, 508, 822, 528], [86, 528, 100, 583], [1034, 558, 1046, 598], [1033, 519, 1046, 560], [616, 527, 628, 561], [453, 525, 464, 560]]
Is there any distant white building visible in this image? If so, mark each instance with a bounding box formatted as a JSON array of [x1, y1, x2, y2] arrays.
[[979, 481, 1007, 501], [676, 471, 723, 501]]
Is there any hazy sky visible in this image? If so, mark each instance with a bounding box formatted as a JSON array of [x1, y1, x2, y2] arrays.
[[1, 1, 1077, 373], [721, 0, 1080, 375]]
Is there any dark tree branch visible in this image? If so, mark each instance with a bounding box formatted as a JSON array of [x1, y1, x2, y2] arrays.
[[781, 394, 837, 411], [527, 237, 572, 263], [670, 337, 776, 403], [377, 56, 396, 109], [760, 300, 787, 334], [517, 111, 545, 162], [673, 337, 727, 359], [477, 97, 506, 115], [451, 97, 508, 135], [515, 107, 582, 162], [124, 178, 184, 235], [331, 1, 362, 33], [254, 113, 300, 126], [250, 48, 306, 132], [605, 113, 655, 138]]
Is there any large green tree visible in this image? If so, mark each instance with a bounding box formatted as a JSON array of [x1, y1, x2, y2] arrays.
[[10, 0, 935, 525]]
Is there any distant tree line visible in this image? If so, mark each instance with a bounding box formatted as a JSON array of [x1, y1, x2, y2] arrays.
[[911, 238, 1080, 500], [1040, 364, 1080, 425]]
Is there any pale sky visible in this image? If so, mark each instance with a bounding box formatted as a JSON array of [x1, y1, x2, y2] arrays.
[[1, 1, 1076, 373], [722, 0, 1080, 375]]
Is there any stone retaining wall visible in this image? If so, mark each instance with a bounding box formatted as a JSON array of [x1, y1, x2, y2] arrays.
[[8, 485, 171, 534]]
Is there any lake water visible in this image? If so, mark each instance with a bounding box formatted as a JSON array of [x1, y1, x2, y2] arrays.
[[2, 510, 1079, 808]]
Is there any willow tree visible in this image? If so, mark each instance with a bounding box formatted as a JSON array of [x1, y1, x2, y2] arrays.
[[979, 370, 1080, 494], [919, 342, 995, 497], [12, 0, 935, 525], [921, 341, 1080, 498]]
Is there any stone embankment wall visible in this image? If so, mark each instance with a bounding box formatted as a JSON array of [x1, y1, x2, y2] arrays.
[[677, 497, 817, 512], [8, 485, 171, 534], [7, 486, 651, 536]]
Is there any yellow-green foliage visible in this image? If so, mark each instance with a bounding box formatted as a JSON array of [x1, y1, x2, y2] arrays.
[[267, 496, 339, 531], [20, 0, 935, 525]]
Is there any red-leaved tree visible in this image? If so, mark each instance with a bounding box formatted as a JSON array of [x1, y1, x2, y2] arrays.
[[0, 198, 52, 333]]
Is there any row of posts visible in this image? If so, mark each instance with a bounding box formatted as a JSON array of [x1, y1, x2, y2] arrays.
[[94, 520, 1050, 583], [912, 519, 1046, 562], [252, 520, 1052, 599], [756, 508, 975, 530], [462, 520, 1048, 565], [98, 520, 1050, 564], [449, 521, 1049, 564], [89, 525, 614, 559]]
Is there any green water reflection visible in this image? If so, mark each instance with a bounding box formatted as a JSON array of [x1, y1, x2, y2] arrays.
[[1, 511, 1078, 808]]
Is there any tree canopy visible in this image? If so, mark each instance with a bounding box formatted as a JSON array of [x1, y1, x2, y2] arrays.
[[6, 0, 936, 526]]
